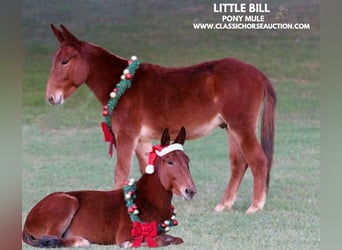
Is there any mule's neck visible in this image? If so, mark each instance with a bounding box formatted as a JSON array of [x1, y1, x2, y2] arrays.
[[135, 165, 173, 219], [82, 42, 128, 106]]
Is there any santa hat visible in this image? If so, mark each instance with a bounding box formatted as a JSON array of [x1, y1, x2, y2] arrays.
[[145, 143, 184, 174]]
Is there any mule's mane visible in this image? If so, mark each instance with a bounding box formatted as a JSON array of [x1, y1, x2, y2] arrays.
[[72, 38, 225, 109], [136, 153, 172, 201], [79, 42, 128, 105], [133, 161, 172, 225]]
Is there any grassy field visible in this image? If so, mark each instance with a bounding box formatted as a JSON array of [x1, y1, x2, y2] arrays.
[[22, 0, 319, 249]]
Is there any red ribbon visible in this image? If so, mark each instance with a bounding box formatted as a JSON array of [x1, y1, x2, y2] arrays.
[[101, 122, 117, 157], [131, 221, 158, 248]]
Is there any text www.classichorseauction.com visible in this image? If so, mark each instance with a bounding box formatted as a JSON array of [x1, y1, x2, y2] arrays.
[[193, 2, 311, 30]]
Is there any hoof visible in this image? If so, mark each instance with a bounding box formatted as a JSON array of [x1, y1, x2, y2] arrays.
[[214, 201, 234, 212], [168, 236, 183, 245], [119, 241, 132, 248], [156, 234, 184, 246], [246, 205, 263, 214], [214, 203, 226, 212], [39, 237, 60, 248]]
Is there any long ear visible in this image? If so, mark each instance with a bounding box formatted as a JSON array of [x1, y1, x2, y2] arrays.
[[174, 127, 186, 145], [160, 128, 171, 147], [60, 25, 80, 44], [50, 24, 65, 43]]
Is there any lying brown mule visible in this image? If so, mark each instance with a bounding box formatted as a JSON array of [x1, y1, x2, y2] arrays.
[[22, 127, 196, 248]]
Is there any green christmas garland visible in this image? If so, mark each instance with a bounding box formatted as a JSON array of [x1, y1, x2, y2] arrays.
[[123, 178, 178, 234], [102, 55, 140, 130]]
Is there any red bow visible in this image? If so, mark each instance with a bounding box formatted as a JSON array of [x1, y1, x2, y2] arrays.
[[131, 221, 158, 248], [101, 122, 117, 157]]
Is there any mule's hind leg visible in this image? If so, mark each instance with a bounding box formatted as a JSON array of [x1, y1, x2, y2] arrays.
[[59, 236, 90, 247], [23, 193, 80, 246], [232, 127, 268, 214], [215, 130, 248, 212], [135, 140, 152, 175]]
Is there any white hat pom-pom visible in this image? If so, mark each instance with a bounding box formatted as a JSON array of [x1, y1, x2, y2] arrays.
[[145, 164, 155, 174]]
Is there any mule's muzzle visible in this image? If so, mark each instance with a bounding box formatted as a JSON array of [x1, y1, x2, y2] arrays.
[[181, 187, 197, 201], [47, 92, 64, 105]]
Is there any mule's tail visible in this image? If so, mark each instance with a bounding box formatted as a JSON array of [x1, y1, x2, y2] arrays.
[[22, 229, 61, 248], [261, 77, 277, 190]]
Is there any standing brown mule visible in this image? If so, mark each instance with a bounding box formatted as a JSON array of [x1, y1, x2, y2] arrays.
[[45, 24, 276, 214], [22, 127, 196, 248]]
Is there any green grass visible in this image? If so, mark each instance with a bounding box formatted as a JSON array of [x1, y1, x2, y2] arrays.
[[22, 0, 319, 249]]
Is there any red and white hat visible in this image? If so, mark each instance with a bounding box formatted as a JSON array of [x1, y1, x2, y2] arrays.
[[145, 143, 184, 174]]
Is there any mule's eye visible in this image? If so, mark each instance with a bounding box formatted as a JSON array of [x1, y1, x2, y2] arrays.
[[61, 55, 76, 66], [167, 160, 174, 166], [61, 59, 69, 65]]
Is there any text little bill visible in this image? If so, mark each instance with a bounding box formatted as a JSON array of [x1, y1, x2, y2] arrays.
[[213, 3, 270, 13]]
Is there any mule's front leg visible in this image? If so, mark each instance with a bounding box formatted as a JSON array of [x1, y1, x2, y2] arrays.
[[114, 133, 138, 189], [155, 234, 184, 246]]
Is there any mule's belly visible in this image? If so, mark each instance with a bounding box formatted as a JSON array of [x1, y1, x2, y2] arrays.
[[139, 114, 224, 140], [184, 114, 224, 139]]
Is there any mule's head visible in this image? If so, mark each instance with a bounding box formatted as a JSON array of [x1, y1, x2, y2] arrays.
[[154, 127, 197, 201], [46, 25, 89, 105]]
